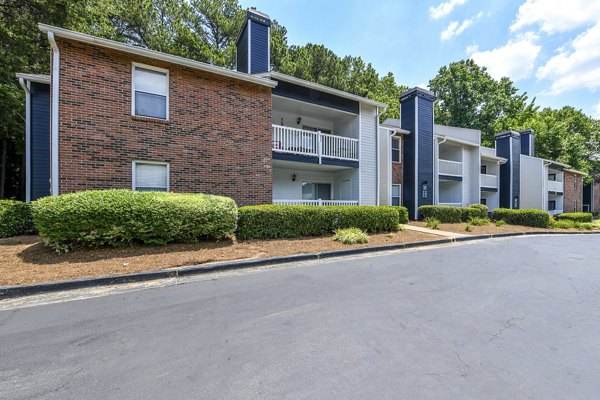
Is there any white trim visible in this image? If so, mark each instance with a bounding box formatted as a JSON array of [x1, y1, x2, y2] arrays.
[[132, 160, 170, 191], [388, 130, 393, 206], [247, 19, 252, 73], [376, 108, 380, 206], [509, 138, 514, 208], [131, 62, 170, 120], [15, 73, 50, 84], [358, 102, 362, 205], [391, 184, 402, 206], [267, 22, 271, 70], [259, 71, 387, 109], [18, 78, 32, 202], [48, 31, 60, 196], [38, 24, 277, 89], [391, 136, 402, 164]]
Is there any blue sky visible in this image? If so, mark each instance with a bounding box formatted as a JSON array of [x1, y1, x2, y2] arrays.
[[239, 0, 600, 119]]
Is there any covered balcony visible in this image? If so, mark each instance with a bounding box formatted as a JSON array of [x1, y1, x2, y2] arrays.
[[438, 142, 463, 178]]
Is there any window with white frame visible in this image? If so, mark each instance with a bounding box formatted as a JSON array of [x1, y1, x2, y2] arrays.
[[132, 161, 169, 191], [392, 137, 401, 163], [392, 184, 401, 206], [132, 64, 168, 119]]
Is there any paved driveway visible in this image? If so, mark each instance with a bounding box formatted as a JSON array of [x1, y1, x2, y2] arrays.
[[1, 235, 600, 399]]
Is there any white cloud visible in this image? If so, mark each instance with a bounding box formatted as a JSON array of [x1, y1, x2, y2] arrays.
[[440, 12, 483, 40], [470, 33, 541, 81], [537, 23, 600, 94], [465, 44, 479, 56], [417, 82, 429, 90], [429, 0, 467, 20], [511, 0, 600, 34], [594, 102, 600, 119]]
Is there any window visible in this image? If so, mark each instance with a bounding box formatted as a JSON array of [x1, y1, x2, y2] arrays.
[[133, 161, 169, 191], [548, 200, 556, 211], [548, 173, 556, 181], [392, 137, 401, 163], [480, 165, 487, 174], [480, 198, 487, 206], [392, 184, 401, 206], [132, 64, 168, 119], [302, 182, 331, 200]]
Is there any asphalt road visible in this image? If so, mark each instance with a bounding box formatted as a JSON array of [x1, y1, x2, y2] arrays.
[[1, 235, 600, 399]]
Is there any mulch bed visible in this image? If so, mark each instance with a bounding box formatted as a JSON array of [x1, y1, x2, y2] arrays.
[[0, 229, 437, 287], [410, 221, 592, 235]]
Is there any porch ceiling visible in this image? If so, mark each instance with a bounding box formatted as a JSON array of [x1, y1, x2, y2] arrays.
[[272, 159, 353, 172], [272, 95, 356, 125]]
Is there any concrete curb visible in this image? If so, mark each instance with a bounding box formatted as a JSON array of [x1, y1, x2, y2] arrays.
[[2, 231, 599, 299]]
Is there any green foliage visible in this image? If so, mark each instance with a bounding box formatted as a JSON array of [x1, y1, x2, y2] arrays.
[[236, 205, 399, 240], [0, 200, 34, 238], [469, 217, 490, 226], [425, 217, 440, 230], [465, 223, 472, 232], [31, 190, 237, 252], [549, 219, 595, 230], [495, 220, 506, 227], [555, 212, 593, 223], [333, 227, 369, 244], [492, 208, 550, 228], [383, 206, 409, 224], [467, 204, 489, 217], [419, 205, 462, 223]]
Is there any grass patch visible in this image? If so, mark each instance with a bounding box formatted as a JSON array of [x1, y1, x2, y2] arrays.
[[495, 220, 506, 227], [469, 217, 490, 226], [333, 227, 369, 244], [465, 223, 473, 232], [549, 218, 596, 230], [425, 217, 440, 230]]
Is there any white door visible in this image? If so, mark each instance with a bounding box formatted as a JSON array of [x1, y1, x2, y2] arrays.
[[340, 179, 352, 200]]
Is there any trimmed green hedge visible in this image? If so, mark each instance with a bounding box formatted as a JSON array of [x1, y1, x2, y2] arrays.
[[236, 205, 399, 240], [555, 212, 593, 223], [492, 208, 550, 228], [384, 206, 409, 224], [418, 204, 488, 223], [31, 190, 237, 252], [0, 200, 34, 238]]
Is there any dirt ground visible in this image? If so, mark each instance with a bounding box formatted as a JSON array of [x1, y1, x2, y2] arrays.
[[410, 221, 591, 235], [0, 229, 437, 287]]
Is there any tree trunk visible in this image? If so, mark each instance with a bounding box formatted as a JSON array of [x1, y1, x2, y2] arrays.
[[0, 138, 6, 199]]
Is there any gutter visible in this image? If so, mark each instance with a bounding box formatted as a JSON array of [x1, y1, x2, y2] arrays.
[[48, 32, 60, 196], [18, 78, 31, 202]]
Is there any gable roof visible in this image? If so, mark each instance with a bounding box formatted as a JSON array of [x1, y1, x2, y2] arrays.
[[38, 24, 277, 89]]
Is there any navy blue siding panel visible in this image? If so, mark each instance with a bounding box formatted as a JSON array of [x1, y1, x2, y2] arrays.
[[250, 21, 269, 74], [511, 137, 521, 208], [236, 24, 249, 73], [401, 99, 416, 218], [520, 134, 530, 156], [481, 187, 498, 192], [584, 184, 592, 206], [272, 80, 359, 114], [321, 157, 359, 168], [439, 175, 462, 182], [496, 138, 511, 208], [30, 82, 51, 200], [417, 97, 434, 210], [272, 152, 359, 168]]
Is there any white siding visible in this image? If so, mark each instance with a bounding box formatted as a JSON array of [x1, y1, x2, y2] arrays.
[[378, 127, 391, 205], [338, 116, 359, 139], [434, 124, 481, 145], [520, 155, 545, 209], [333, 169, 359, 201], [272, 167, 359, 201], [271, 110, 334, 133], [359, 104, 378, 205]]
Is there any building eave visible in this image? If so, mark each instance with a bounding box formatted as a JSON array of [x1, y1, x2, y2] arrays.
[[15, 73, 50, 85], [38, 24, 278, 89], [258, 71, 388, 109]]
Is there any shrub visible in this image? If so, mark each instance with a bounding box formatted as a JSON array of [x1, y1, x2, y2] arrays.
[[495, 220, 506, 227], [555, 212, 593, 223], [550, 219, 595, 230], [0, 200, 35, 238], [576, 222, 594, 230], [465, 223, 473, 232], [236, 205, 398, 240], [31, 190, 237, 252], [419, 205, 462, 223], [466, 204, 489, 218], [425, 217, 440, 229], [469, 217, 489, 226], [396, 206, 409, 224], [492, 208, 550, 228], [333, 227, 369, 244]]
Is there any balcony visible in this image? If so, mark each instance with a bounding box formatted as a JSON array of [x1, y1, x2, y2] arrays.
[[481, 173, 498, 188], [272, 124, 359, 163], [273, 200, 359, 206], [548, 180, 564, 193], [438, 159, 462, 176]]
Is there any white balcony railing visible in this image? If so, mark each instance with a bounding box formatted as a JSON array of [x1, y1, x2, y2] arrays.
[[481, 173, 498, 188], [439, 202, 463, 207], [272, 124, 359, 162], [273, 200, 359, 206], [438, 159, 462, 176], [548, 180, 564, 192]]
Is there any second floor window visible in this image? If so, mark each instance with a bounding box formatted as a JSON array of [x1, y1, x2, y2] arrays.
[[392, 137, 401, 163], [133, 64, 168, 120]]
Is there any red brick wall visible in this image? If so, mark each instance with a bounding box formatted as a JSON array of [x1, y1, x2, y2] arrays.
[[55, 38, 272, 206], [563, 171, 584, 212], [392, 136, 403, 185]]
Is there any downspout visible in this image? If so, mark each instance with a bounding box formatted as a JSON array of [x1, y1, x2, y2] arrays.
[[48, 32, 60, 196], [18, 78, 31, 202], [435, 136, 447, 205], [543, 161, 551, 212], [376, 108, 380, 205]]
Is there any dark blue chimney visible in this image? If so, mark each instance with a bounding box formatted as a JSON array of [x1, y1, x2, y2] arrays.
[[236, 8, 271, 74], [400, 87, 435, 220], [495, 131, 521, 209], [519, 129, 535, 157]]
